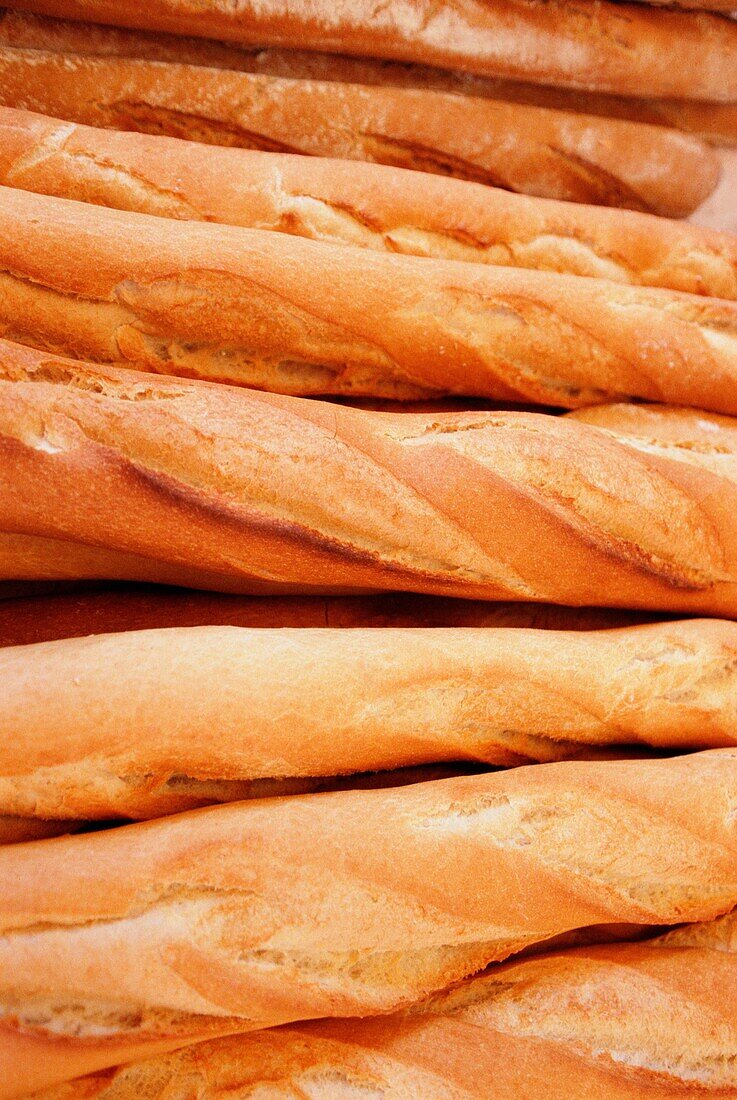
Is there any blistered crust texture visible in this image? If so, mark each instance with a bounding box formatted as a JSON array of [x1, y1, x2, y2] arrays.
[[2, 341, 737, 612], [0, 48, 718, 216], [2, 619, 737, 821], [2, 753, 737, 1095], [27, 911, 737, 1100], [7, 0, 737, 99], [0, 107, 732, 295]]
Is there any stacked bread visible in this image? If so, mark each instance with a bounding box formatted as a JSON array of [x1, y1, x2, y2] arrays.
[[0, 4, 732, 217], [0, 1, 737, 1097], [23, 910, 737, 1099]]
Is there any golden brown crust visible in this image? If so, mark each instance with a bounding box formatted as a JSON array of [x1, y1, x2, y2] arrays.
[[0, 49, 719, 216], [2, 9, 736, 147], [4, 341, 737, 613], [27, 910, 737, 1100], [0, 107, 733, 297], [571, 399, 737, 439], [7, 0, 737, 101], [0, 531, 671, 603], [2, 752, 737, 1097], [0, 531, 301, 594], [1, 618, 733, 820], [3, 191, 737, 411]]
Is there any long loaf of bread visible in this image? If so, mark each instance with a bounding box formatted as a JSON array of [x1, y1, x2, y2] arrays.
[[8, 0, 737, 100], [3, 9, 736, 148], [0, 530, 668, 602], [0, 108, 733, 298], [3, 194, 737, 410], [2, 618, 735, 821], [0, 764, 486, 848], [27, 911, 737, 1100], [0, 530, 319, 594], [0, 533, 671, 614], [2, 751, 737, 1097], [4, 341, 737, 614], [0, 49, 718, 216]]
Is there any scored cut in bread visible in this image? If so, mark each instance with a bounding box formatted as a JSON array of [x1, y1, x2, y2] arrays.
[[1, 751, 737, 1097], [3, 342, 737, 614], [25, 910, 737, 1100], [7, 0, 737, 100], [0, 107, 732, 295], [0, 47, 720, 216], [0, 618, 736, 821]]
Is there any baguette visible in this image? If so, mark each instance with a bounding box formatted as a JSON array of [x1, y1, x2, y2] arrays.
[[4, 194, 737, 412], [27, 911, 737, 1100], [5, 341, 737, 614], [0, 50, 718, 216], [2, 751, 737, 1098], [3, 618, 732, 821], [0, 109, 734, 298], [0, 530, 313, 593], [0, 531, 640, 599], [3, 9, 737, 149], [1, 766, 485, 845], [0, 588, 660, 647], [8, 0, 737, 101]]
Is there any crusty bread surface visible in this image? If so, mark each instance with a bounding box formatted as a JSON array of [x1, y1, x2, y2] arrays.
[[7, 0, 737, 100], [24, 909, 737, 1100], [3, 342, 737, 613], [1, 618, 735, 821], [0, 47, 718, 215], [2, 10, 736, 147], [2, 192, 737, 409], [0, 107, 732, 295], [2, 751, 737, 1097]]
